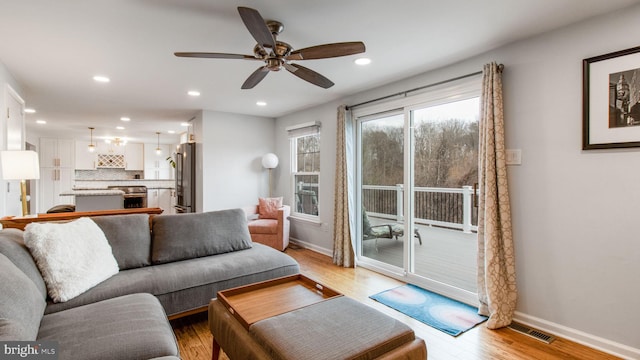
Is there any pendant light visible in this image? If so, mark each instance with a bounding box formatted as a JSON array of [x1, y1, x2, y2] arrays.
[[88, 127, 96, 152], [155, 132, 162, 155]]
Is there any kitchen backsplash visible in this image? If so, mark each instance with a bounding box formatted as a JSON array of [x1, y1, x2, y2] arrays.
[[75, 169, 143, 180], [74, 169, 175, 189]]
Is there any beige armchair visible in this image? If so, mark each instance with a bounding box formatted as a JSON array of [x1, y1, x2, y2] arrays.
[[244, 205, 290, 251]]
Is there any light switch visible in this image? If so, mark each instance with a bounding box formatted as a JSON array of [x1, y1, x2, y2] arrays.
[[505, 149, 521, 165]]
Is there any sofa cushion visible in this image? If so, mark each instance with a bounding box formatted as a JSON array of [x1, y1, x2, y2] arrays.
[[38, 293, 179, 360], [91, 214, 152, 269], [44, 243, 300, 316], [0, 229, 47, 298], [258, 197, 282, 219], [248, 219, 278, 235], [151, 209, 253, 264], [24, 217, 120, 303], [0, 254, 46, 340]]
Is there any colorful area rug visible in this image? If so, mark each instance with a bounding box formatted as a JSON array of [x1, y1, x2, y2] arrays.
[[370, 284, 487, 336]]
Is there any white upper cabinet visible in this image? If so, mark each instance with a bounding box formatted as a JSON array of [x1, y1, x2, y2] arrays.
[[75, 140, 97, 170], [125, 143, 144, 170], [143, 143, 174, 179], [40, 138, 74, 168]]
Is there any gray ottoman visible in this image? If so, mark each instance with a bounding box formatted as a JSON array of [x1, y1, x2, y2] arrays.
[[209, 296, 427, 360]]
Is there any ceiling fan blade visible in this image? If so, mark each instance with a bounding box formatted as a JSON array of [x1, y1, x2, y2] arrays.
[[242, 66, 270, 89], [174, 52, 258, 60], [286, 42, 365, 61], [237, 7, 276, 50], [283, 63, 334, 89]]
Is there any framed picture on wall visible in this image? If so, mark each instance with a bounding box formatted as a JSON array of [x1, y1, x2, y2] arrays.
[[583, 45, 640, 150]]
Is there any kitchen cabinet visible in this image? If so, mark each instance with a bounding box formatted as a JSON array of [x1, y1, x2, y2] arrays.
[[40, 138, 74, 168], [144, 143, 174, 179], [39, 138, 75, 213], [75, 140, 97, 170], [125, 143, 144, 170], [147, 188, 174, 214]]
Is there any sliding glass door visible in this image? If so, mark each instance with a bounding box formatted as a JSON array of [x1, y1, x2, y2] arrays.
[[356, 89, 480, 301]]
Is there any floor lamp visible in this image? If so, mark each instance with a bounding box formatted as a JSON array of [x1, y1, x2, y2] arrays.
[[261, 153, 279, 197], [1, 150, 40, 216]]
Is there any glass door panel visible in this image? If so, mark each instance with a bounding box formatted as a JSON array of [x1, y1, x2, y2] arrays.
[[359, 113, 405, 268], [410, 97, 480, 293]]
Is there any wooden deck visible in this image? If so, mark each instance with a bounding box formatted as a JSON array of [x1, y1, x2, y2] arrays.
[[363, 217, 477, 293]]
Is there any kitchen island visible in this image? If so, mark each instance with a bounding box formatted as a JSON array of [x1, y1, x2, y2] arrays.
[[59, 189, 124, 212]]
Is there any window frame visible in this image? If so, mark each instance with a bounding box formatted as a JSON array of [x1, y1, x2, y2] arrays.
[[289, 131, 321, 222]]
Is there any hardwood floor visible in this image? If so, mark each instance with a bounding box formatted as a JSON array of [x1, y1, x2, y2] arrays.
[[171, 247, 620, 360]]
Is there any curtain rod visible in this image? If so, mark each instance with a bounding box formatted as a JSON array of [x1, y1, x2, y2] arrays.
[[345, 69, 484, 111]]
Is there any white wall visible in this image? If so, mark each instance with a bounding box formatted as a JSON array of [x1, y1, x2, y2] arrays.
[[276, 103, 341, 254], [197, 110, 275, 211], [274, 4, 640, 357]]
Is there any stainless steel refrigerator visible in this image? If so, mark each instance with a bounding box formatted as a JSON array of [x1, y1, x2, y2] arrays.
[[174, 142, 196, 213]]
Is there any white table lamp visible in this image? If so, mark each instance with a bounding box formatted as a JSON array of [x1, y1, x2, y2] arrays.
[[262, 153, 279, 197], [1, 150, 40, 216]]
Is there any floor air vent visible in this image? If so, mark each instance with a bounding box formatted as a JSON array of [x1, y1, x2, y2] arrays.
[[508, 322, 555, 344]]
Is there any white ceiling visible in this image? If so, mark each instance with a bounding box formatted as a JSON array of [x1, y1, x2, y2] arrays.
[[0, 0, 638, 144]]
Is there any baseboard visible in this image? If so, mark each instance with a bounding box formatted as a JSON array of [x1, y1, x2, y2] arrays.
[[513, 311, 640, 360], [288, 237, 333, 257]]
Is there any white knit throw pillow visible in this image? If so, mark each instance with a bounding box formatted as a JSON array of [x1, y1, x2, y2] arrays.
[[24, 217, 119, 302]]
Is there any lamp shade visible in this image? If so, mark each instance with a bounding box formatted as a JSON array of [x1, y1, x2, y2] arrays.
[[261, 153, 279, 169], [1, 150, 40, 180]]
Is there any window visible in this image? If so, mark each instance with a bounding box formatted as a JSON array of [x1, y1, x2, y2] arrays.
[[289, 122, 320, 219]]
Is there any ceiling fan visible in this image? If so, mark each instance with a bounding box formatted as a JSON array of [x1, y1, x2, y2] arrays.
[[174, 6, 366, 89]]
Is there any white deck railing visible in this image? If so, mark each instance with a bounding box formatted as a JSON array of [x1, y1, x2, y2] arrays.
[[363, 184, 478, 233]]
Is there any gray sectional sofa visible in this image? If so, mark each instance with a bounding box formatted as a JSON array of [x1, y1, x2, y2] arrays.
[[0, 208, 300, 360]]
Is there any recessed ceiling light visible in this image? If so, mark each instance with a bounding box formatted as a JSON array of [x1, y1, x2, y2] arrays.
[[93, 75, 110, 83], [188, 90, 201, 97], [36, 120, 46, 124], [25, 108, 36, 114], [256, 101, 267, 106], [120, 117, 130, 121], [167, 130, 175, 134], [116, 126, 125, 130], [180, 122, 191, 127], [354, 58, 371, 66]]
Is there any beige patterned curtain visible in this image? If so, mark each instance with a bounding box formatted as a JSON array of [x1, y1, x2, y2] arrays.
[[477, 62, 517, 329], [333, 105, 355, 267]]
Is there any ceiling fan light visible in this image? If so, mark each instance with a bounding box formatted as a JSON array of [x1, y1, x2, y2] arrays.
[[354, 57, 371, 66]]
